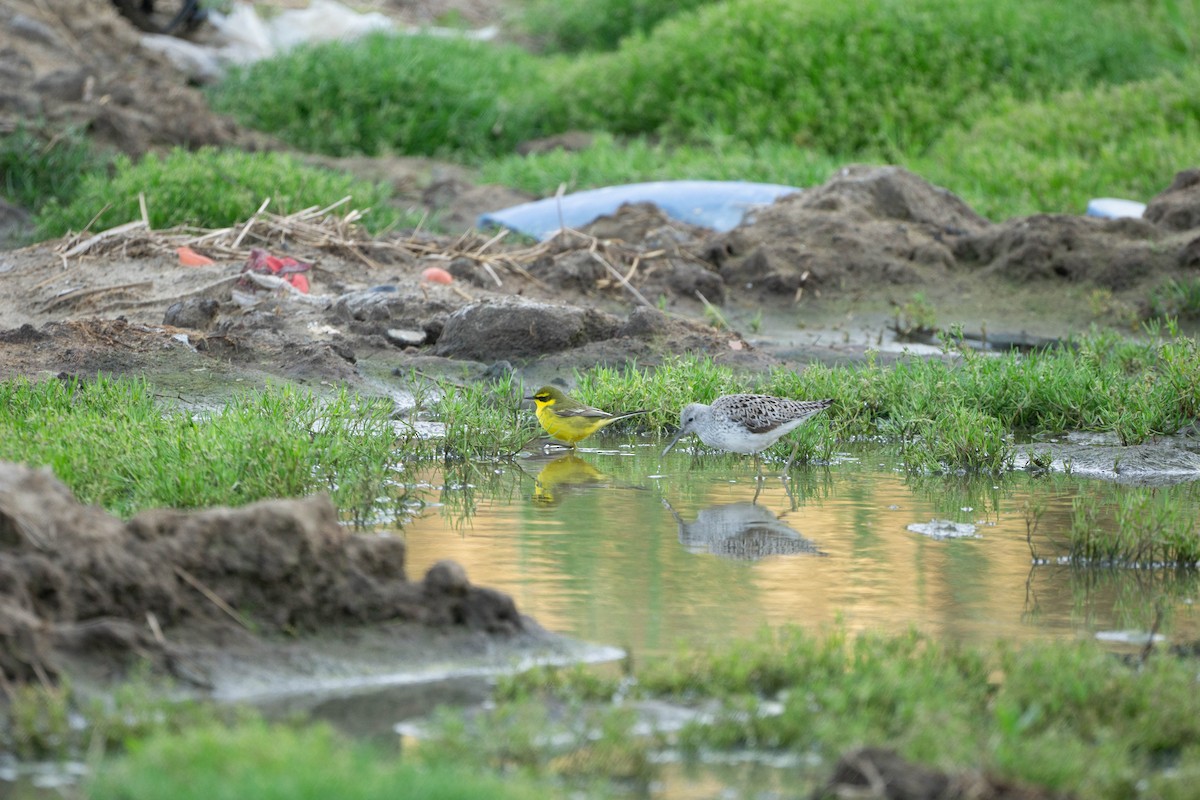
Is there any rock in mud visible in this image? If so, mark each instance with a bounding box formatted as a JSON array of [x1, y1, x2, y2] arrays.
[[0, 461, 526, 686], [434, 297, 622, 361], [163, 298, 219, 330]]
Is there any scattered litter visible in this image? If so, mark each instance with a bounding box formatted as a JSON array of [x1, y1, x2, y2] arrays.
[[306, 322, 342, 337], [478, 180, 802, 241], [1095, 629, 1167, 646], [241, 248, 312, 293], [176, 246, 215, 267], [386, 329, 427, 347], [906, 519, 980, 540], [145, 0, 499, 82], [420, 266, 454, 285], [1086, 198, 1147, 219]]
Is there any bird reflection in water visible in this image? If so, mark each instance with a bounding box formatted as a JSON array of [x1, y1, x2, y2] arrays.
[[664, 500, 826, 560], [528, 454, 610, 507]]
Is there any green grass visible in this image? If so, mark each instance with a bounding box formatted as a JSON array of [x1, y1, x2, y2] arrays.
[[208, 33, 543, 159], [0, 376, 406, 520], [538, 0, 1187, 157], [479, 132, 845, 197], [3, 670, 230, 760], [0, 125, 103, 219], [1149, 277, 1200, 321], [917, 66, 1200, 220], [578, 330, 1200, 459], [33, 146, 400, 239], [89, 718, 545, 800], [420, 625, 1200, 797], [427, 371, 541, 460], [513, 0, 718, 53], [1065, 483, 1200, 566], [2, 332, 1196, 514]]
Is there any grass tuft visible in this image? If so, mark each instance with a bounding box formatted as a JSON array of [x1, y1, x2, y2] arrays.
[[538, 0, 1186, 157], [208, 33, 543, 159], [918, 67, 1200, 220], [33, 147, 399, 239], [0, 376, 405, 520], [89, 718, 542, 800], [0, 125, 102, 219]]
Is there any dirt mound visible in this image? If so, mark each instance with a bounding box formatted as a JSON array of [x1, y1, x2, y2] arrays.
[[0, 0, 246, 155], [1145, 168, 1200, 234], [955, 214, 1172, 289], [696, 165, 1200, 307], [704, 166, 990, 299], [0, 461, 523, 685]]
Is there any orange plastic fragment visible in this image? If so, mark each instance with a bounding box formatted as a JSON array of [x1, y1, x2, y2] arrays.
[[177, 246, 215, 267], [421, 266, 453, 284]]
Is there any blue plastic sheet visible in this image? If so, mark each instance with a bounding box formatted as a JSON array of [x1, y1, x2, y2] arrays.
[[477, 180, 803, 241]]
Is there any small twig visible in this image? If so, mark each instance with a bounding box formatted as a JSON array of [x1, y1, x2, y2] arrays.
[[554, 182, 567, 237], [240, 271, 330, 305], [145, 611, 165, 645], [589, 250, 653, 309], [61, 219, 148, 257], [138, 192, 151, 228], [624, 255, 641, 284], [40, 281, 154, 312], [231, 197, 271, 249], [696, 290, 731, 329], [174, 566, 252, 630]]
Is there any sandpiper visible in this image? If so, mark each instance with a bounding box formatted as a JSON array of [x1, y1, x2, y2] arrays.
[[661, 394, 833, 478]]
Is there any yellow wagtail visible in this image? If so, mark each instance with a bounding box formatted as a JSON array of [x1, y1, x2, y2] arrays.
[[526, 385, 649, 448]]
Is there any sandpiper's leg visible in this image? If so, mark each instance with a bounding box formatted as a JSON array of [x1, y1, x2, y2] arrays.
[[752, 479, 763, 504], [783, 437, 802, 474]]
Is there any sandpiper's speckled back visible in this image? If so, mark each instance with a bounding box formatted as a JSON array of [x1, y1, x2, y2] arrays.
[[678, 394, 832, 455], [711, 394, 832, 434]]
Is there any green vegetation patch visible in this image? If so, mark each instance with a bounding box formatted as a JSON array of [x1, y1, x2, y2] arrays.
[[209, 33, 542, 159], [539, 0, 1184, 156], [0, 125, 103, 218], [514, 0, 717, 53], [34, 146, 397, 239], [918, 67, 1200, 220], [0, 376, 404, 519], [1149, 277, 1200, 322], [577, 330, 1199, 467], [90, 719, 541, 800], [1064, 482, 1200, 567], [424, 625, 1200, 797], [479, 132, 845, 198]]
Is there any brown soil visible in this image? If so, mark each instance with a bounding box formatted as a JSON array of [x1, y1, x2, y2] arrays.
[[0, 460, 530, 689], [3, 0, 1200, 702]]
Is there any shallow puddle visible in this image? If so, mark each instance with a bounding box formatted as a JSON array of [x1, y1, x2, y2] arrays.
[[373, 441, 1200, 797], [396, 440, 1200, 658]]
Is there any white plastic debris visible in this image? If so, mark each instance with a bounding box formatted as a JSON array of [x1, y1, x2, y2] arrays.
[[906, 519, 980, 540], [1086, 198, 1147, 219]]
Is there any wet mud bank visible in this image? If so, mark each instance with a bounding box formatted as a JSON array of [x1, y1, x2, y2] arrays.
[[0, 460, 553, 692]]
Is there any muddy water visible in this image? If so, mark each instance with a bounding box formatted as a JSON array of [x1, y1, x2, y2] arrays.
[[396, 440, 1200, 659]]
